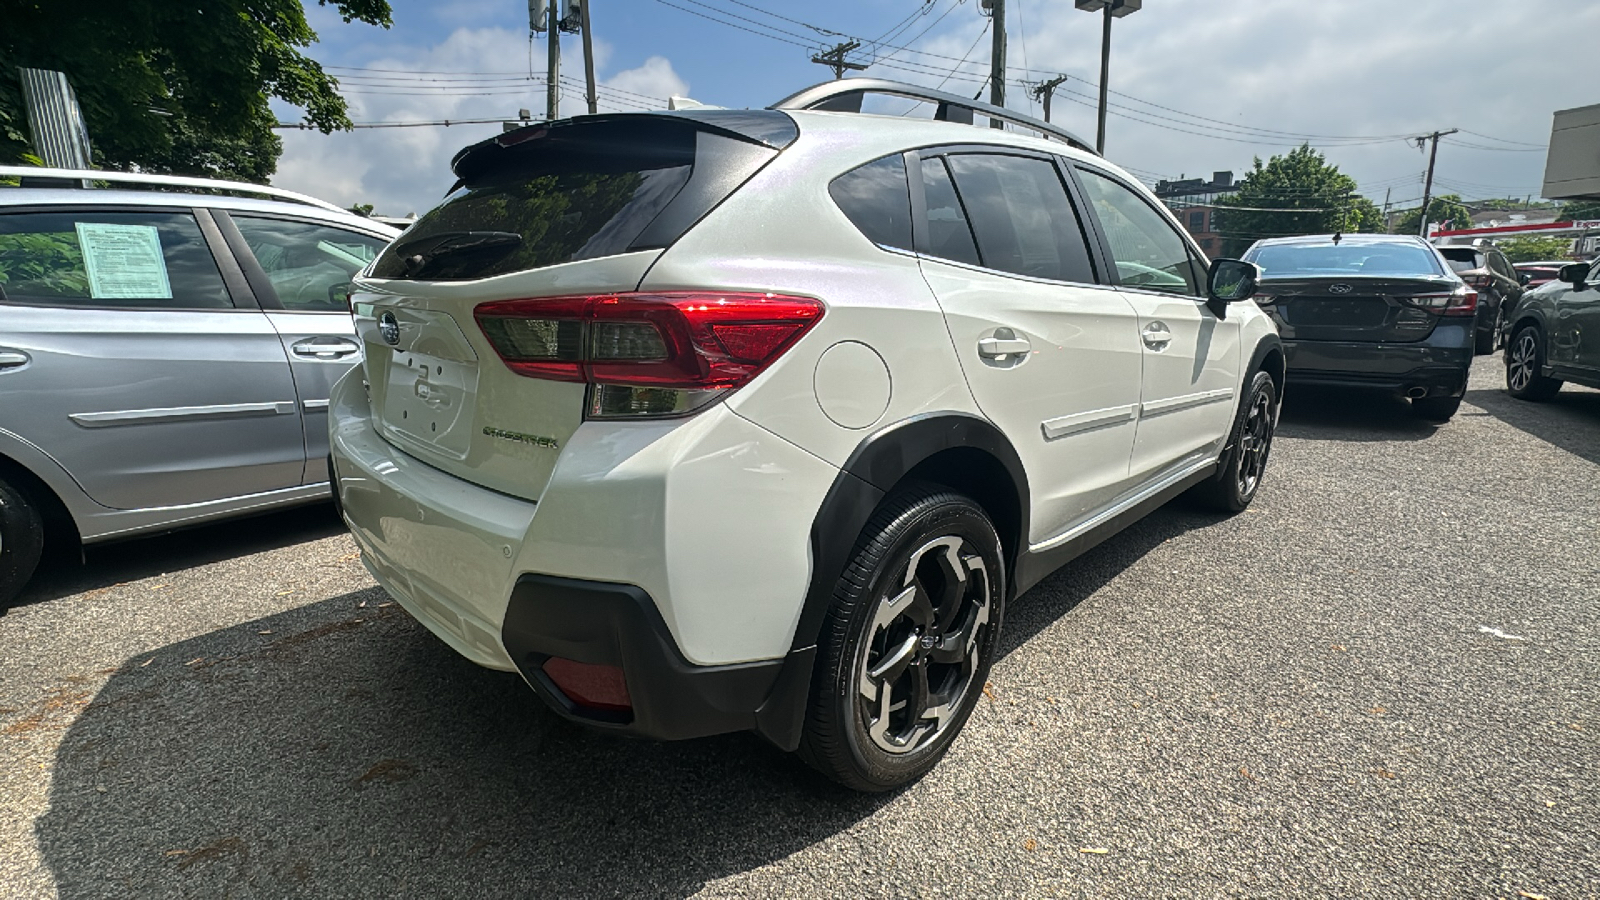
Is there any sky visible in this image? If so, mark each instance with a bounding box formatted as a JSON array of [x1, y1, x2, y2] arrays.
[[269, 0, 1600, 217]]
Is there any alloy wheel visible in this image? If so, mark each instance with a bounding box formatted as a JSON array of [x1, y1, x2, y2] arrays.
[[1508, 331, 1538, 392], [856, 535, 992, 755], [1236, 389, 1274, 499]]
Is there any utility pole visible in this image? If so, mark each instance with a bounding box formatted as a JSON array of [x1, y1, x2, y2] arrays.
[[545, 2, 560, 120], [985, 0, 1006, 128], [1381, 186, 1392, 234], [1414, 128, 1458, 237], [578, 0, 597, 114], [1029, 75, 1069, 123], [811, 41, 867, 80]]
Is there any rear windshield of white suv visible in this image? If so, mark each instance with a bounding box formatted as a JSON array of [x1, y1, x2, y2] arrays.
[[1247, 242, 1445, 278], [370, 113, 793, 281]]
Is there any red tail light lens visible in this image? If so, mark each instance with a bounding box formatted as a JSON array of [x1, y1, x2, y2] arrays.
[[541, 657, 632, 713], [1403, 291, 1477, 316], [475, 292, 824, 418]]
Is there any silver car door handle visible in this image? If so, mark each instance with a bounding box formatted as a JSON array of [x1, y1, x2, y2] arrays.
[[977, 337, 1032, 358], [1141, 323, 1172, 348], [0, 350, 29, 370], [292, 337, 362, 359]]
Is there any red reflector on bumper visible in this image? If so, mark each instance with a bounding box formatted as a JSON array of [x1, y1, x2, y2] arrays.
[[542, 657, 632, 712]]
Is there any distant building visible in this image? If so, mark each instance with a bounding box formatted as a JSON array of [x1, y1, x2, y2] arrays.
[[1154, 171, 1233, 256]]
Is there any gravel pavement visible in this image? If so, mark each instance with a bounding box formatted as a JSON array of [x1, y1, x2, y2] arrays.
[[2, 357, 1596, 899]]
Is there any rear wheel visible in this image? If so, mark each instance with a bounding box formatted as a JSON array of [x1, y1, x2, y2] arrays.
[[1188, 369, 1277, 513], [1506, 324, 1562, 401], [798, 485, 1004, 792], [1410, 396, 1461, 422], [1474, 309, 1498, 355], [0, 478, 44, 609]]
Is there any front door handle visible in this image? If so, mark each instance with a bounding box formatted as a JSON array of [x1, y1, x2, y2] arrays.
[[0, 349, 29, 370], [292, 337, 362, 360], [1142, 322, 1173, 349], [977, 336, 1032, 358]]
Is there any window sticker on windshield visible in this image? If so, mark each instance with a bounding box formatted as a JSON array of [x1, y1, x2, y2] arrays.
[[73, 223, 173, 299]]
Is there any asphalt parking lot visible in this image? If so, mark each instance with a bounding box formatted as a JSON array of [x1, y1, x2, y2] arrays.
[[2, 358, 1596, 899]]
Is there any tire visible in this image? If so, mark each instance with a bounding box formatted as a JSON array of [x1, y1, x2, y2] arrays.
[[1188, 369, 1277, 514], [1474, 314, 1497, 355], [1410, 396, 1461, 422], [0, 477, 45, 609], [1505, 324, 1562, 401], [798, 485, 1005, 792]]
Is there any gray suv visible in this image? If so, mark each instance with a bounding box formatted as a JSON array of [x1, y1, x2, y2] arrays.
[[0, 167, 398, 606]]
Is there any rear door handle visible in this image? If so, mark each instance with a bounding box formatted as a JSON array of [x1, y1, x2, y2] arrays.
[[977, 337, 1032, 358], [0, 350, 29, 370], [291, 337, 362, 360], [1142, 322, 1172, 349]]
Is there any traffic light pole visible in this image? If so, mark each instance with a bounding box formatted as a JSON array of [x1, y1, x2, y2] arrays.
[[1096, 2, 1111, 153]]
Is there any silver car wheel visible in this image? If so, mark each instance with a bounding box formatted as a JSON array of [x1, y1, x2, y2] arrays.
[[856, 535, 992, 756], [1508, 331, 1538, 392]]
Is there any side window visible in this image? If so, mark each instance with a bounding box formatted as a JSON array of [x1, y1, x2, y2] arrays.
[[828, 154, 912, 251], [231, 216, 388, 312], [0, 210, 232, 309], [944, 153, 1096, 283], [1076, 168, 1204, 296], [919, 156, 981, 267], [1487, 252, 1516, 281]]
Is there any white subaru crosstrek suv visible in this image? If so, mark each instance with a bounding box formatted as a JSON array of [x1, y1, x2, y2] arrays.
[[330, 80, 1282, 791]]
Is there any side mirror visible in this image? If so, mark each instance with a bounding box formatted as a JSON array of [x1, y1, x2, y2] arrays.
[[1519, 272, 1532, 286], [1558, 263, 1590, 290], [1206, 258, 1261, 319], [329, 281, 355, 309]]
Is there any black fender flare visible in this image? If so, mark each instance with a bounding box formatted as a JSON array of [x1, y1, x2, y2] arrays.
[[752, 412, 1028, 750], [1247, 333, 1285, 390]]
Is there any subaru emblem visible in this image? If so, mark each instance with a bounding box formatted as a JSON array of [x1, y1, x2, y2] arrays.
[[378, 311, 401, 346], [1329, 283, 1352, 294]]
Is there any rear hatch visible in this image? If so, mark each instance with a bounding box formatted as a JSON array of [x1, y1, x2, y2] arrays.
[[351, 111, 798, 502], [1246, 239, 1467, 343]]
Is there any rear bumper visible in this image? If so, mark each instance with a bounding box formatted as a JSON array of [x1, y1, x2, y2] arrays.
[[1283, 325, 1473, 398], [327, 369, 837, 741]]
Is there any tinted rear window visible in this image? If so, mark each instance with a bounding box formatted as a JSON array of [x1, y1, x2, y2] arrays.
[[1247, 242, 1444, 278], [372, 117, 781, 281]]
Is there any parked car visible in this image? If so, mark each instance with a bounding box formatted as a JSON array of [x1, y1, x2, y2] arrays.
[[1505, 258, 1600, 399], [330, 79, 1283, 791], [1434, 242, 1523, 354], [0, 167, 398, 606], [1242, 233, 1475, 421], [1512, 260, 1571, 289]]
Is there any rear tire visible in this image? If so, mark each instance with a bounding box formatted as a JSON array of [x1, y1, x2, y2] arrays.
[[798, 485, 1005, 792], [1410, 396, 1461, 422], [1505, 324, 1562, 401], [0, 478, 44, 609], [1188, 370, 1277, 514]]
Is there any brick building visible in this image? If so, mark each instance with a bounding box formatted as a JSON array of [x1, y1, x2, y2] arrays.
[[1154, 171, 1233, 258]]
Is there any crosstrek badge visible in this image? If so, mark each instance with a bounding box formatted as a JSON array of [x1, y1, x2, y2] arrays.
[[481, 426, 558, 449]]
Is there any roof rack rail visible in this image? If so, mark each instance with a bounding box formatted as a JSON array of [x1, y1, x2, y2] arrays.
[[770, 78, 1098, 155], [0, 165, 348, 214]]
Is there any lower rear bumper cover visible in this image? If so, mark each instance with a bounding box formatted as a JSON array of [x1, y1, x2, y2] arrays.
[[1283, 336, 1472, 397], [502, 573, 813, 744]]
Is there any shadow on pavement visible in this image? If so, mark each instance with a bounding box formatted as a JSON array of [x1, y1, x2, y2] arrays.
[[13, 503, 347, 610], [1465, 385, 1600, 467], [34, 499, 1213, 897], [1274, 384, 1442, 443]]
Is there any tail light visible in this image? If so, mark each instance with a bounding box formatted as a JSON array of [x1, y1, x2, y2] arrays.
[[1470, 274, 1493, 290], [475, 292, 824, 418], [1403, 291, 1477, 316]]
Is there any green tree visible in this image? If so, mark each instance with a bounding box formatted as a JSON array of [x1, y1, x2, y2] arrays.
[[1495, 235, 1574, 263], [1558, 198, 1600, 222], [0, 1, 392, 183], [1211, 145, 1379, 257], [1393, 194, 1473, 236], [348, 203, 375, 217]]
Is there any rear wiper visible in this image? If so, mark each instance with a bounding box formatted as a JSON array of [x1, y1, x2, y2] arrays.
[[395, 231, 523, 277]]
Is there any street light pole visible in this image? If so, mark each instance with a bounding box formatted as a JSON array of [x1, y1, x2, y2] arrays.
[[1075, 0, 1141, 154]]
